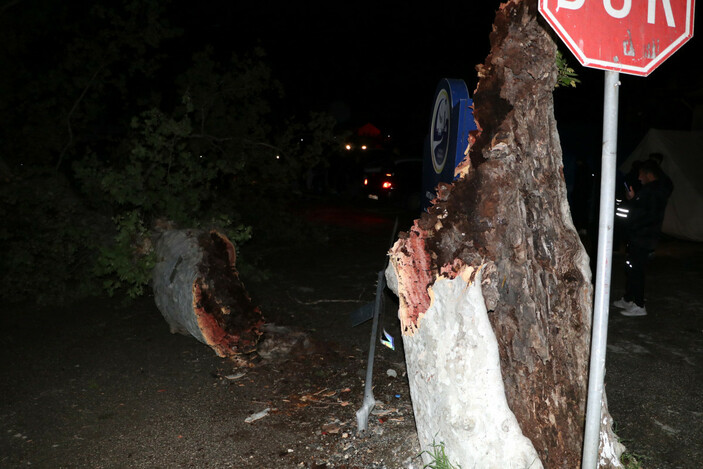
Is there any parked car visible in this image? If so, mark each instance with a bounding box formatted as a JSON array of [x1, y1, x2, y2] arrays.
[[361, 151, 422, 210]]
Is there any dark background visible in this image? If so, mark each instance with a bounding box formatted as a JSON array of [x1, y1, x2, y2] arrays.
[[179, 1, 498, 156], [190, 1, 702, 159], [1, 1, 700, 292], [4, 0, 700, 167]]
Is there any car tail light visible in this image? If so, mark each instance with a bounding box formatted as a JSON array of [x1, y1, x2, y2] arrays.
[[382, 181, 392, 189], [363, 178, 368, 186]]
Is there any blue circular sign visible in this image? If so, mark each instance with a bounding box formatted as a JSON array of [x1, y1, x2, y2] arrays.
[[430, 89, 451, 174]]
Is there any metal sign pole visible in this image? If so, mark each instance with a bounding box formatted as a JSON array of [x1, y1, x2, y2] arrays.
[[582, 70, 620, 469]]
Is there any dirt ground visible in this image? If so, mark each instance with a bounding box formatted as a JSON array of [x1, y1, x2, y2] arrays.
[[1, 197, 701, 469]]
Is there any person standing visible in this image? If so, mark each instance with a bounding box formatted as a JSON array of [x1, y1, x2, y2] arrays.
[[613, 158, 673, 317]]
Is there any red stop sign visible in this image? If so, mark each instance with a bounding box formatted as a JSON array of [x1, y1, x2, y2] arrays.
[[539, 0, 696, 76]]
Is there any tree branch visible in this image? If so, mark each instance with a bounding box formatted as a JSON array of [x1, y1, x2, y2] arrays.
[[0, 0, 24, 18], [55, 65, 105, 171]]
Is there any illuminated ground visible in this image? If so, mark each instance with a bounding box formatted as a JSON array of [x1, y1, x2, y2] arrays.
[[1, 198, 700, 468]]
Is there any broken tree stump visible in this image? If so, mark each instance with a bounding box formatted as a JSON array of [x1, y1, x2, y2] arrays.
[[152, 229, 264, 358], [386, 1, 623, 468]]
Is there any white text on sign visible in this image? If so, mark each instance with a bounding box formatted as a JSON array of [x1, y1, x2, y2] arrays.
[[557, 0, 676, 26]]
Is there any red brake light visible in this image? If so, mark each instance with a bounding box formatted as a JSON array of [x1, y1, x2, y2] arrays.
[[382, 181, 392, 189]]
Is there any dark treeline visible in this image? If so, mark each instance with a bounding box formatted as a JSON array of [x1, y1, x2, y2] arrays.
[[0, 0, 338, 305]]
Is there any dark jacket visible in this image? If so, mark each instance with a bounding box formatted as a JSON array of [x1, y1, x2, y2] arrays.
[[626, 176, 674, 250]]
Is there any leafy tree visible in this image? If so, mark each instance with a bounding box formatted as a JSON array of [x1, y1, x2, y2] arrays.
[[0, 0, 180, 305], [0, 0, 179, 171], [0, 2, 337, 304], [71, 45, 337, 297], [0, 166, 105, 304], [555, 50, 581, 88]]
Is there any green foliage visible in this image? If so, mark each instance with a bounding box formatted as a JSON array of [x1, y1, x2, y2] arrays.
[[613, 419, 648, 469], [556, 50, 581, 88], [0, 3, 337, 304], [0, 0, 183, 305], [94, 211, 156, 298], [73, 49, 335, 297], [211, 215, 253, 250], [74, 103, 244, 297], [0, 168, 105, 305], [419, 440, 462, 469], [0, 0, 180, 170], [621, 453, 645, 469], [92, 107, 205, 224]]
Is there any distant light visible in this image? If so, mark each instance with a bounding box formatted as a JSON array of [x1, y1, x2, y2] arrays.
[[275, 155, 280, 159], [385, 173, 392, 177], [199, 155, 204, 158], [361, 145, 367, 150], [363, 178, 368, 186], [382, 181, 392, 189], [345, 144, 352, 150], [300, 138, 304, 142]]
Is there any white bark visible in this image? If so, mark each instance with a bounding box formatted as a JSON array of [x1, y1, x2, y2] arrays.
[[152, 229, 207, 340], [388, 265, 543, 468]]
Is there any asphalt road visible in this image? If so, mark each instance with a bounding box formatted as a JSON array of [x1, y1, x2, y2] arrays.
[[0, 199, 700, 468]]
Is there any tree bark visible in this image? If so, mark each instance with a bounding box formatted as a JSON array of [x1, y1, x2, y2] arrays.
[[387, 1, 622, 467], [152, 229, 264, 359]]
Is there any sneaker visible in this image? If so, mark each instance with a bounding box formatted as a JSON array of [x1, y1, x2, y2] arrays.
[[613, 297, 635, 309], [620, 304, 647, 317]]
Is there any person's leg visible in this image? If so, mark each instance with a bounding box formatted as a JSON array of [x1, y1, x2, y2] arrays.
[[626, 246, 648, 307], [623, 250, 636, 303]]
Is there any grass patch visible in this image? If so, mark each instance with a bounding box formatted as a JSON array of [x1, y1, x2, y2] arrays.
[[419, 439, 461, 469], [621, 452, 647, 469]]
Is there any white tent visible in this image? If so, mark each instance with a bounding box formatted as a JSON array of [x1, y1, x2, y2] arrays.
[[620, 129, 703, 242]]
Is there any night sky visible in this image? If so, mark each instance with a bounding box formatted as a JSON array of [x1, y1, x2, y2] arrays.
[[179, 1, 702, 163], [175, 2, 499, 154], [7, 0, 691, 164]]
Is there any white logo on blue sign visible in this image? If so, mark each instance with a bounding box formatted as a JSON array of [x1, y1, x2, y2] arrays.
[[431, 89, 450, 174]]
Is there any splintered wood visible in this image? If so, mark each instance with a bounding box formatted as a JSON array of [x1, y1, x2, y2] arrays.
[[153, 229, 264, 359], [387, 1, 622, 467]]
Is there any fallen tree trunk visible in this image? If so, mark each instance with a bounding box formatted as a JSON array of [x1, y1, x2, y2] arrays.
[[386, 1, 623, 467], [152, 229, 264, 358]]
